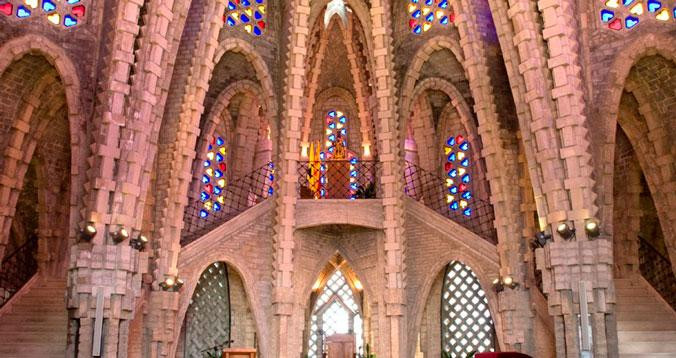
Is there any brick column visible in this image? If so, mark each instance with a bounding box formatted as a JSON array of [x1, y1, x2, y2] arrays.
[[368, 1, 407, 357]]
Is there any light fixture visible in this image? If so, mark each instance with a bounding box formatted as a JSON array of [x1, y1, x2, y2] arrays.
[[556, 222, 576, 240], [354, 279, 363, 291], [533, 231, 552, 248], [111, 226, 130, 244], [492, 277, 504, 293], [159, 276, 184, 292], [130, 233, 148, 251], [502, 276, 519, 289], [79, 221, 97, 242], [584, 219, 601, 238]]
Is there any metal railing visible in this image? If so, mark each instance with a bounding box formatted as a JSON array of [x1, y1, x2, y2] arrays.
[[403, 161, 497, 243], [297, 160, 381, 200], [639, 235, 676, 310], [0, 235, 38, 308], [181, 163, 275, 245]]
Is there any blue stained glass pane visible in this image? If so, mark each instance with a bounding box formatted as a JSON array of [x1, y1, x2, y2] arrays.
[[42, 0, 56, 12], [350, 157, 358, 165], [328, 146, 335, 153], [320, 177, 326, 184], [203, 160, 211, 167], [269, 174, 274, 181], [216, 137, 224, 146], [600, 9, 614, 22], [269, 162, 275, 169], [214, 187, 222, 195], [253, 26, 262, 36], [215, 170, 223, 178], [254, 11, 262, 20], [17, 6, 31, 18], [64, 15, 78, 27], [201, 192, 210, 201], [200, 209, 209, 218], [328, 111, 336, 117], [213, 203, 222, 212], [413, 25, 422, 34], [647, 0, 661, 12], [241, 0, 251, 5], [622, 0, 635, 5], [450, 201, 459, 211], [462, 174, 470, 183], [350, 183, 358, 190], [625, 16, 639, 28], [439, 0, 449, 8], [268, 187, 274, 195], [461, 158, 469, 167], [459, 142, 469, 151], [425, 0, 433, 5], [67, 0, 80, 4], [463, 208, 472, 217], [440, 16, 449, 25], [350, 170, 358, 177], [449, 169, 457, 178], [256, 0, 264, 3], [339, 116, 347, 124], [412, 10, 421, 18], [447, 153, 456, 162], [328, 134, 336, 142], [425, 12, 434, 22], [328, 122, 336, 129], [446, 136, 456, 146], [202, 175, 210, 184], [340, 128, 347, 135], [208, 144, 213, 150], [320, 189, 326, 196], [319, 152, 326, 160], [461, 191, 472, 200], [227, 17, 236, 26], [449, 186, 458, 194], [240, 14, 250, 23], [216, 153, 224, 162], [228, 1, 236, 10]]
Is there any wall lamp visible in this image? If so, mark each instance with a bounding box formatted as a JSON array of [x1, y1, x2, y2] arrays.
[[584, 219, 601, 238], [493, 276, 519, 293], [556, 222, 576, 240], [159, 276, 184, 292], [130, 233, 148, 251], [111, 226, 130, 244], [532, 231, 552, 248], [79, 221, 97, 242]]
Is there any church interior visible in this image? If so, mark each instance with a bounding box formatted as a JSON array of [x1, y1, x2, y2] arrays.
[[0, 0, 674, 357]]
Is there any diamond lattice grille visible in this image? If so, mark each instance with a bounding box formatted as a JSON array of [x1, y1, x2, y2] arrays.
[[307, 270, 363, 358], [441, 261, 495, 357], [185, 262, 231, 357]]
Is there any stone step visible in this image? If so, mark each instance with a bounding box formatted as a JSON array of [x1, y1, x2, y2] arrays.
[[617, 330, 676, 342], [617, 311, 676, 322], [619, 341, 676, 354], [617, 320, 676, 331], [616, 303, 670, 312]]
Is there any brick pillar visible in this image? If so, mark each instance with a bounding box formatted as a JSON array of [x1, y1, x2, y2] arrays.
[[368, 1, 407, 357]]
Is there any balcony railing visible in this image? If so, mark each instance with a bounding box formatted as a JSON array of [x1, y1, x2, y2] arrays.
[[297, 160, 380, 200], [639, 236, 676, 310], [403, 161, 497, 243], [0, 234, 38, 308], [181, 162, 275, 245]]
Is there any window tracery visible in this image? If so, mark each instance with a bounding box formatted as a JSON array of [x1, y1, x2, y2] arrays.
[[444, 135, 472, 217], [600, 0, 675, 30], [0, 0, 87, 28], [224, 0, 266, 36], [441, 261, 495, 357], [200, 135, 228, 219], [407, 0, 453, 35]]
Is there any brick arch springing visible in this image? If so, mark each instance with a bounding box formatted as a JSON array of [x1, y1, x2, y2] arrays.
[[188, 80, 270, 201], [408, 253, 503, 356], [0, 36, 86, 260], [174, 257, 269, 358]]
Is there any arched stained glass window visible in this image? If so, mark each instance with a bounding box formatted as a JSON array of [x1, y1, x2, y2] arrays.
[[200, 135, 228, 219], [444, 135, 472, 216], [185, 262, 231, 357], [599, 0, 675, 30], [308, 270, 363, 358], [0, 0, 87, 28], [224, 0, 266, 36], [441, 261, 495, 357], [407, 0, 453, 35]]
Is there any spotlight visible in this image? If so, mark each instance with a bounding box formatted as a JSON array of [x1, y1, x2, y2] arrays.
[[130, 234, 148, 251], [533, 231, 552, 248], [159, 276, 184, 292], [584, 219, 601, 238], [492, 277, 504, 293], [79, 221, 97, 242], [556, 222, 576, 240], [502, 276, 519, 289], [111, 226, 130, 244]]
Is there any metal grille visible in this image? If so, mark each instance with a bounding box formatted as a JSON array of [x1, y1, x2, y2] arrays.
[[185, 262, 231, 357], [308, 270, 363, 358], [639, 236, 676, 310], [0, 234, 38, 308], [181, 162, 275, 245], [441, 261, 495, 357], [297, 160, 380, 199], [403, 161, 497, 243]]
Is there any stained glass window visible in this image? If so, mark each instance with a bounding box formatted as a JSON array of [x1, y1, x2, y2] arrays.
[[407, 0, 453, 35], [185, 262, 231, 357], [444, 135, 472, 217], [599, 0, 675, 30], [224, 0, 266, 36], [200, 135, 227, 219], [441, 261, 495, 357], [308, 270, 363, 358], [0, 0, 87, 28]]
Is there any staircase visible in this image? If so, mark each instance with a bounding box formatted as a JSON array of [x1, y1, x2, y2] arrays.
[[616, 276, 676, 357], [0, 276, 67, 357]]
